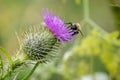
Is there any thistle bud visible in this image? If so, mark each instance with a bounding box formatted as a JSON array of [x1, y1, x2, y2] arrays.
[[22, 25, 60, 62]]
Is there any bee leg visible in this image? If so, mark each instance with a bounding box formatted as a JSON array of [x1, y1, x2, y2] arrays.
[[65, 22, 72, 25]]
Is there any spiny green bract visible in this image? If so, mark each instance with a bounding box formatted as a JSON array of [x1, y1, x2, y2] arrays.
[[22, 25, 60, 63]]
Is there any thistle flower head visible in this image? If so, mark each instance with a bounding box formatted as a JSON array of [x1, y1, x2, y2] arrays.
[[42, 10, 73, 43]]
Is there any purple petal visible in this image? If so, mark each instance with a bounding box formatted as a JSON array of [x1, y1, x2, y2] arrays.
[[42, 10, 73, 43]]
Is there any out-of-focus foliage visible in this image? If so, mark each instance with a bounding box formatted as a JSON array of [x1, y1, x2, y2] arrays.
[[63, 29, 120, 80]]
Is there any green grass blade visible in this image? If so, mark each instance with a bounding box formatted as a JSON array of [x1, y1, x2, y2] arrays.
[[0, 55, 3, 79], [0, 47, 13, 66]]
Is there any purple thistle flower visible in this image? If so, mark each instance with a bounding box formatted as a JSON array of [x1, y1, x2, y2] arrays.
[[42, 10, 73, 43]]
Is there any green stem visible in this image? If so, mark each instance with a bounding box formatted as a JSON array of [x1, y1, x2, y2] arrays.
[[88, 19, 107, 34], [2, 59, 24, 80], [0, 55, 3, 80], [22, 62, 40, 80], [82, 0, 107, 35], [83, 0, 89, 19], [90, 55, 94, 74], [2, 67, 12, 80]]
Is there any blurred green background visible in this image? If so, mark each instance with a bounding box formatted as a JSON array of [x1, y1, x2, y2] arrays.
[[0, 0, 120, 80]]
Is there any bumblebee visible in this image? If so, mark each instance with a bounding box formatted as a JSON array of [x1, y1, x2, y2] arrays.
[[66, 22, 83, 36]]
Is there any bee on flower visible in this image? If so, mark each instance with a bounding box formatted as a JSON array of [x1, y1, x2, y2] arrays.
[[42, 10, 83, 43], [22, 9, 82, 63]]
